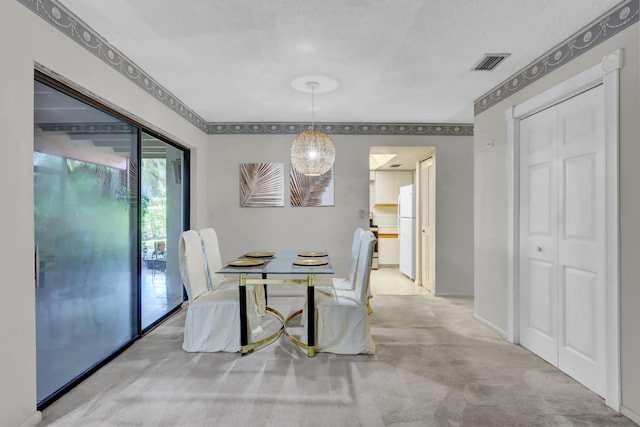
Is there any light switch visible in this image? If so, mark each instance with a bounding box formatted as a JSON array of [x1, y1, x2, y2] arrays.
[[359, 209, 365, 219]]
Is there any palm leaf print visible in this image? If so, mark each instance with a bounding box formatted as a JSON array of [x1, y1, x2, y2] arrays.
[[290, 166, 334, 207], [240, 163, 284, 207]]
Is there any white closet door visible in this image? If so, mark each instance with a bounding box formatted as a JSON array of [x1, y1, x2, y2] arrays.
[[556, 85, 606, 396], [519, 84, 606, 397], [519, 105, 559, 366]]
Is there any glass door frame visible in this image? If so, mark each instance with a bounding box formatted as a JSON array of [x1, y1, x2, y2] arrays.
[[35, 71, 190, 409], [138, 128, 191, 333]]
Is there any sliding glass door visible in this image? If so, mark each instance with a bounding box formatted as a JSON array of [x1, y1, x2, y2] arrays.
[[141, 132, 186, 328], [34, 77, 188, 406]]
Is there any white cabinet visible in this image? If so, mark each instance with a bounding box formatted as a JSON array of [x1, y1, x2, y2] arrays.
[[373, 171, 413, 205], [374, 171, 395, 204], [378, 236, 399, 265]]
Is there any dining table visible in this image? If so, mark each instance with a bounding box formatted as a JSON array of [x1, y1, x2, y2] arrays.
[[217, 250, 334, 357]]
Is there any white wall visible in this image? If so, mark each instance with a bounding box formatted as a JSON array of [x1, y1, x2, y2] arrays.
[[0, 2, 209, 425], [0, 3, 473, 423], [205, 133, 474, 296], [473, 23, 640, 418]]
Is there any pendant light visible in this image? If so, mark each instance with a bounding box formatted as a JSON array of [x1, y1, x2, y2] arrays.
[[290, 81, 335, 176]]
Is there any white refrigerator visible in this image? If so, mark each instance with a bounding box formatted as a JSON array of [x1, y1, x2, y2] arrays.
[[398, 184, 416, 279]]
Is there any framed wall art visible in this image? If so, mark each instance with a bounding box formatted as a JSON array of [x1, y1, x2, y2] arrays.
[[290, 165, 335, 207], [240, 162, 284, 207]]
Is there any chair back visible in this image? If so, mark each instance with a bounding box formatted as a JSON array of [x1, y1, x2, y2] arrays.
[[199, 228, 226, 288], [179, 230, 209, 301], [354, 230, 376, 303], [346, 228, 366, 285]]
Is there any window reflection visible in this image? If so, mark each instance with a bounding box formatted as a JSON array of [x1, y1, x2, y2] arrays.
[[34, 79, 187, 406]]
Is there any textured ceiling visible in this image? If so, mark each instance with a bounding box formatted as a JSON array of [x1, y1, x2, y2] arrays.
[[58, 0, 622, 124]]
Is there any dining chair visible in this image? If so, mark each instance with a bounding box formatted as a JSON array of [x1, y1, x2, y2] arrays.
[[199, 227, 266, 315], [316, 227, 374, 313], [179, 230, 262, 352], [319, 227, 365, 291], [303, 230, 377, 354]]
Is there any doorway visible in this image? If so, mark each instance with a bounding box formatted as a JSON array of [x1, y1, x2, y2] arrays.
[[140, 132, 186, 329], [417, 156, 435, 293], [369, 146, 435, 294], [506, 49, 621, 409]]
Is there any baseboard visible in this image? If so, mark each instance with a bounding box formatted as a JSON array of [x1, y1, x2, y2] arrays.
[[620, 404, 640, 425], [473, 313, 508, 339], [19, 411, 42, 427]]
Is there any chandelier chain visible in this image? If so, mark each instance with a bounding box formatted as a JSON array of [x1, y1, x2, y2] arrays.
[[311, 83, 315, 132]]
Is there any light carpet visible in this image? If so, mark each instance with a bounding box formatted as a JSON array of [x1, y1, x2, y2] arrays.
[[39, 294, 635, 426]]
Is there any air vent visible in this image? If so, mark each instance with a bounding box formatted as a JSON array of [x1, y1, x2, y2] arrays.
[[471, 53, 510, 71], [390, 164, 402, 168]]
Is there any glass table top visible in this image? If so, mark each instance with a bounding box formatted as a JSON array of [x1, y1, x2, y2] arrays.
[[217, 250, 334, 275]]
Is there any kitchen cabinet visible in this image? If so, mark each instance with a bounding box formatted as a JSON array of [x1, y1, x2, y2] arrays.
[[378, 226, 399, 266], [378, 234, 399, 266], [373, 171, 413, 205]]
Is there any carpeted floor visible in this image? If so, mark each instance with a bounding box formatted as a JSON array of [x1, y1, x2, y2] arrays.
[[39, 293, 635, 426]]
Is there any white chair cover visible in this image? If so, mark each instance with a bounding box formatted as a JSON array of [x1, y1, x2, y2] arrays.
[[198, 228, 235, 289], [179, 230, 262, 352], [199, 227, 266, 315], [303, 230, 377, 354], [336, 227, 366, 290], [316, 227, 375, 313], [317, 227, 365, 291]]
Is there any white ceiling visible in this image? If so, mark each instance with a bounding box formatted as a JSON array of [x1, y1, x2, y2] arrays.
[[58, 0, 621, 124]]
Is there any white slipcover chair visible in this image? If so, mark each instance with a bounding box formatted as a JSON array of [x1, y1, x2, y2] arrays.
[[198, 228, 237, 290], [317, 227, 365, 292], [199, 227, 266, 315], [179, 230, 262, 352], [316, 227, 374, 314], [304, 230, 377, 354]]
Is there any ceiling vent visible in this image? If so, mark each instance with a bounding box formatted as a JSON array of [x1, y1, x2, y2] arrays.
[[471, 53, 511, 71]]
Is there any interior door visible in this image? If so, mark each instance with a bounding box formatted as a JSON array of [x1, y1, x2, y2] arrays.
[[519, 85, 606, 396], [519, 105, 559, 365], [419, 157, 434, 292], [556, 85, 606, 396]]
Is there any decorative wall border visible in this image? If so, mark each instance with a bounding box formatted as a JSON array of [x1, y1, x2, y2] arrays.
[[19, 0, 209, 132], [474, 0, 639, 115], [26, 0, 637, 132], [207, 122, 474, 136], [20, 0, 473, 136], [36, 121, 473, 137]]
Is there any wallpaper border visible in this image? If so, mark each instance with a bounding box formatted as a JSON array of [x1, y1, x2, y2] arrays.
[[474, 0, 639, 115], [19, 0, 636, 132]]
